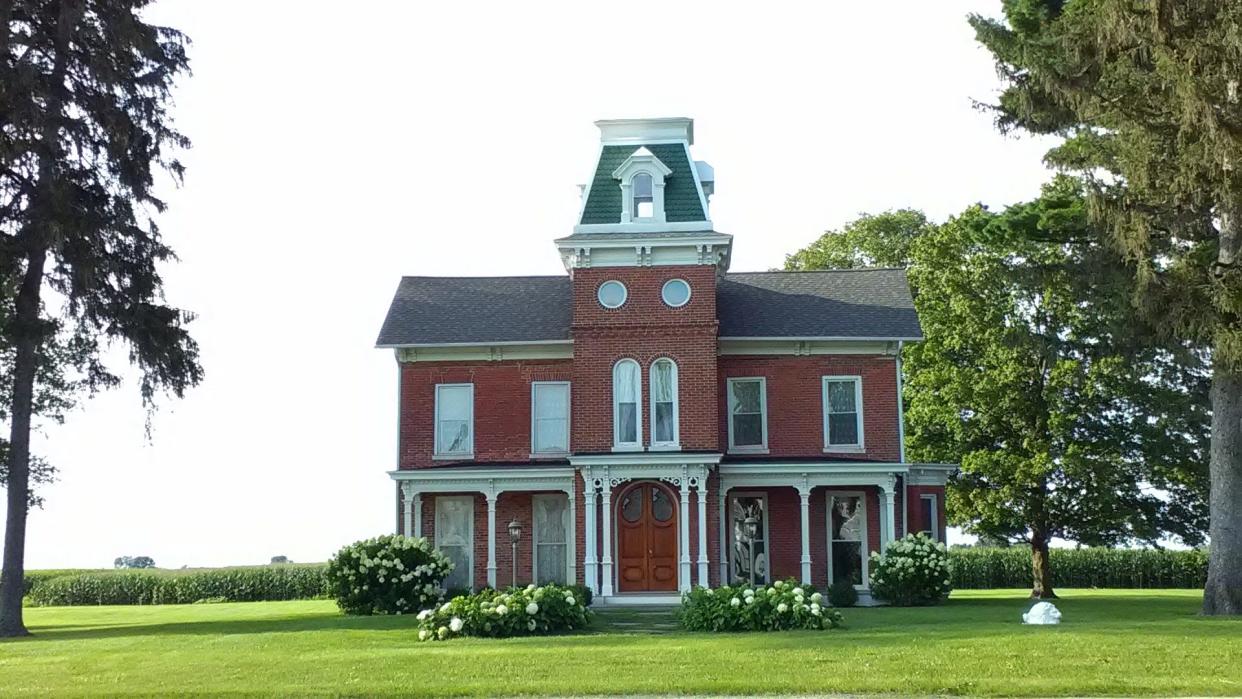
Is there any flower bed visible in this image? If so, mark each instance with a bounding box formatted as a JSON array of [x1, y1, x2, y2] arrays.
[[679, 579, 843, 632], [326, 535, 453, 615], [417, 583, 590, 641], [869, 533, 952, 606]]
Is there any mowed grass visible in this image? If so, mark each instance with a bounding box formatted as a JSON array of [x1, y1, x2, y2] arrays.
[[1, 589, 1239, 696]]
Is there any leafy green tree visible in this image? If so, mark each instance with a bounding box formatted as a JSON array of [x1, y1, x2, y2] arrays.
[[785, 209, 930, 271], [0, 1, 202, 637], [788, 184, 1210, 598], [113, 556, 154, 569], [971, 0, 1242, 615]]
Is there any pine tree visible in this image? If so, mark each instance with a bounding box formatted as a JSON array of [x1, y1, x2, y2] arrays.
[[0, 0, 201, 637]]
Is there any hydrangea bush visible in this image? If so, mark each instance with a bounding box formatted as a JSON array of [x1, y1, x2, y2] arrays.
[[679, 578, 844, 632], [417, 583, 590, 641], [326, 535, 453, 615], [868, 532, 952, 606]]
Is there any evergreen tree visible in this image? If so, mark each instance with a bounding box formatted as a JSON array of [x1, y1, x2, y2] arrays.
[[971, 0, 1242, 615], [0, 1, 201, 637]]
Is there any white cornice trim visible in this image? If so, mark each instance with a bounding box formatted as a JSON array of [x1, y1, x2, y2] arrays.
[[379, 339, 572, 349], [719, 461, 910, 475], [906, 463, 959, 486], [555, 232, 731, 247], [718, 335, 924, 343], [389, 466, 573, 481], [570, 452, 723, 467], [570, 221, 715, 235]]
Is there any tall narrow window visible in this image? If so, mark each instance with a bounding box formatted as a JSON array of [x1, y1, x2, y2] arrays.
[[920, 494, 939, 541], [729, 493, 769, 584], [531, 382, 570, 454], [435, 496, 474, 590], [650, 358, 679, 447], [613, 359, 641, 449], [435, 384, 474, 457], [533, 494, 569, 584], [632, 173, 654, 218], [828, 493, 867, 587], [727, 378, 768, 451], [822, 376, 863, 450]]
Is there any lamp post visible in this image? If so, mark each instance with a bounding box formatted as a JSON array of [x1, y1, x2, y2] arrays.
[[743, 514, 759, 587], [507, 518, 523, 589]]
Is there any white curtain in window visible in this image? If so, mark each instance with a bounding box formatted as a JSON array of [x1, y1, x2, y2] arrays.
[[532, 383, 569, 453], [436, 497, 473, 590], [533, 495, 568, 584], [651, 359, 677, 444], [437, 385, 472, 454], [614, 360, 639, 444]]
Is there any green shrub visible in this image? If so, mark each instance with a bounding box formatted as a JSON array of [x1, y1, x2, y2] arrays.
[[869, 533, 952, 606], [27, 565, 329, 606], [17, 569, 98, 596], [327, 534, 451, 616], [679, 579, 843, 632], [417, 583, 590, 640], [827, 579, 859, 607], [948, 547, 1209, 589]]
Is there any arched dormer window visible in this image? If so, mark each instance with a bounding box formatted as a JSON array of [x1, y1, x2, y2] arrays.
[[632, 173, 654, 219], [613, 359, 642, 450], [650, 358, 679, 448]]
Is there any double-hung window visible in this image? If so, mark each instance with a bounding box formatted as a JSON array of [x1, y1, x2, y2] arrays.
[[650, 358, 679, 448], [613, 359, 642, 449], [822, 376, 863, 451], [434, 384, 474, 457], [827, 492, 868, 588], [531, 382, 570, 455], [727, 377, 768, 452], [920, 494, 939, 541]]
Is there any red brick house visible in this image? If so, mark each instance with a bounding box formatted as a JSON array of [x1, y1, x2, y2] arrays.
[[377, 118, 953, 604]]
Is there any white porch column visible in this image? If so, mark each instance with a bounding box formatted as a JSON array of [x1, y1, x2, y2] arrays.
[[880, 481, 896, 550], [678, 480, 692, 592], [567, 486, 577, 586], [583, 478, 598, 595], [600, 484, 614, 597], [718, 484, 729, 584], [413, 493, 423, 538], [401, 484, 414, 537], [696, 483, 709, 587], [486, 493, 498, 589], [798, 487, 812, 585]]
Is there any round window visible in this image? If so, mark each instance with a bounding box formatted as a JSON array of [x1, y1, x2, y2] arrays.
[[597, 280, 627, 309], [661, 278, 691, 308]]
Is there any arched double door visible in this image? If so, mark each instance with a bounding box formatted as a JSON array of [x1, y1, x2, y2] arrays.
[[616, 482, 678, 592]]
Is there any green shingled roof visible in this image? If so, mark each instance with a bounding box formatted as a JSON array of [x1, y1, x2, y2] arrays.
[[579, 143, 706, 224]]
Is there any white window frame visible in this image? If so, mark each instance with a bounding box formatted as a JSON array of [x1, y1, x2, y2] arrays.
[[531, 493, 571, 585], [822, 375, 864, 452], [826, 490, 869, 590], [920, 494, 939, 541], [530, 381, 571, 457], [726, 377, 769, 453], [612, 358, 643, 451], [613, 149, 672, 225], [661, 278, 692, 308], [435, 495, 475, 590], [433, 383, 474, 459], [727, 491, 772, 585], [649, 358, 680, 450]]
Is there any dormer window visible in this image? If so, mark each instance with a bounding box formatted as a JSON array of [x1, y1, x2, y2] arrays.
[[632, 173, 654, 219]]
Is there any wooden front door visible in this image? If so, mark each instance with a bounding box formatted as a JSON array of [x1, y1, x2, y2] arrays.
[[616, 482, 678, 592]]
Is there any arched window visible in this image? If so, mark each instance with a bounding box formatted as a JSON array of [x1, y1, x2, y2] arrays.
[[613, 359, 642, 449], [632, 173, 654, 219], [650, 358, 679, 447]]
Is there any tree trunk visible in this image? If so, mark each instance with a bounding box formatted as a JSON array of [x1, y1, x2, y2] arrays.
[[1203, 368, 1242, 615], [1030, 529, 1057, 599], [0, 249, 48, 638]]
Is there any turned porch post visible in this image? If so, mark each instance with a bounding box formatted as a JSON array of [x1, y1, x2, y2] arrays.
[[583, 477, 598, 595], [696, 482, 709, 587], [679, 479, 692, 592], [600, 484, 614, 597]]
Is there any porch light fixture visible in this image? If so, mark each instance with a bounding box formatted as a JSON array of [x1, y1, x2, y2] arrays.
[[744, 514, 760, 586], [508, 518, 523, 588]]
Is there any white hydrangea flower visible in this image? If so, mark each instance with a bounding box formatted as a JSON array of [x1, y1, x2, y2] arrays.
[[418, 629, 430, 641], [745, 596, 755, 605], [440, 602, 452, 613], [525, 602, 539, 615], [496, 604, 508, 616], [527, 619, 537, 631], [777, 603, 788, 613], [810, 592, 823, 603], [416, 609, 432, 621], [436, 626, 448, 639], [743, 588, 755, 598], [730, 597, 740, 607], [564, 595, 576, 606], [449, 617, 464, 633]]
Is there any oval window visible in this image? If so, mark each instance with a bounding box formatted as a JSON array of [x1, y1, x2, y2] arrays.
[[598, 280, 627, 309], [621, 492, 642, 522], [652, 488, 674, 522], [661, 279, 691, 308]]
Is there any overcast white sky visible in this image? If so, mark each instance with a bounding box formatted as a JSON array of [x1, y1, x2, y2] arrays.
[[22, 0, 1055, 568]]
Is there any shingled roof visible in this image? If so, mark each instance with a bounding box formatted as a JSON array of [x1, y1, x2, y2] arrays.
[[375, 268, 921, 347]]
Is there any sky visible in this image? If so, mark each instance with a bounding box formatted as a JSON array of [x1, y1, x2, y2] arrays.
[[23, 0, 1058, 568]]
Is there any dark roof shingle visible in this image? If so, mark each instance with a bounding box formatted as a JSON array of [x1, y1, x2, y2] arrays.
[[375, 276, 571, 346], [580, 144, 706, 224]]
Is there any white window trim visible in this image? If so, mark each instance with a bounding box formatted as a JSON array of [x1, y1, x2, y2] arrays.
[[532, 493, 572, 585], [613, 148, 673, 225], [433, 383, 474, 459], [649, 358, 680, 450], [822, 375, 865, 453], [435, 495, 474, 590], [661, 278, 692, 308], [597, 280, 628, 309], [728, 491, 772, 585], [920, 494, 939, 541], [726, 377, 769, 453], [826, 490, 869, 590], [613, 358, 643, 451], [530, 381, 571, 457]]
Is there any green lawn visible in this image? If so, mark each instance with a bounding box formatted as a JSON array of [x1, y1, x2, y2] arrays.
[[1, 589, 1238, 696]]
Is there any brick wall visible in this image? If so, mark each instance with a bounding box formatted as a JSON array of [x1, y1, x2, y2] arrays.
[[718, 355, 900, 461], [399, 359, 572, 468], [906, 485, 947, 543]]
